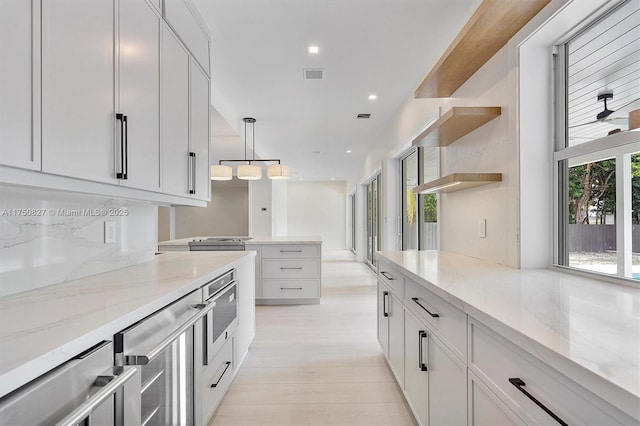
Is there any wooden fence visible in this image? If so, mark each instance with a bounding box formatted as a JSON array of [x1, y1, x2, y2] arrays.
[[568, 224, 640, 253]]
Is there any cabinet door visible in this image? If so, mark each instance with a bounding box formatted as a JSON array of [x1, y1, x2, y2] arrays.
[[189, 60, 210, 200], [377, 282, 389, 356], [41, 0, 116, 183], [468, 372, 525, 426], [404, 310, 428, 426], [161, 25, 190, 196], [0, 0, 40, 170], [118, 0, 161, 191], [429, 333, 467, 426], [388, 293, 404, 387]]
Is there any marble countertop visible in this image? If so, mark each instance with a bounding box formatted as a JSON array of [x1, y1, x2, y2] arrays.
[[377, 250, 640, 421], [0, 251, 255, 398], [158, 235, 322, 246]]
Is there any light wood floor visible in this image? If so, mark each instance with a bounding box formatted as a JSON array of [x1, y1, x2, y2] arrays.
[[209, 250, 416, 426]]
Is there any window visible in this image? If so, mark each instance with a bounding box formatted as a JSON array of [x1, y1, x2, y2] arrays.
[[400, 146, 439, 250], [555, 0, 639, 281], [365, 174, 381, 268], [349, 193, 356, 252]]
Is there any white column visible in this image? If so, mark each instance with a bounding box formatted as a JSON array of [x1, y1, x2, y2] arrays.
[[616, 153, 631, 277]]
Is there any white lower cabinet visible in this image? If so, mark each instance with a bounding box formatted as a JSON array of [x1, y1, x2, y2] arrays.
[[377, 280, 404, 386], [202, 336, 235, 423], [468, 371, 525, 426], [404, 309, 467, 426]]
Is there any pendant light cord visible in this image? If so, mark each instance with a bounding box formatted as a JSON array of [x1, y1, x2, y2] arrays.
[[244, 120, 248, 163]]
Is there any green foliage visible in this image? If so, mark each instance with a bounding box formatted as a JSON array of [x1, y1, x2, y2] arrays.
[[423, 194, 437, 223]]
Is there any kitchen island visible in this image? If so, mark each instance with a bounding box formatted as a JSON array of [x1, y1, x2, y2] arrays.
[[0, 250, 255, 419], [158, 236, 323, 304], [376, 250, 640, 425]]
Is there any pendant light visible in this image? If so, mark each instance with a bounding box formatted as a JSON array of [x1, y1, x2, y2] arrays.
[[214, 117, 291, 180], [237, 118, 262, 180]]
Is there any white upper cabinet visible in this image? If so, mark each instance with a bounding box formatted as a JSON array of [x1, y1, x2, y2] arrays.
[[118, 0, 161, 192], [161, 26, 190, 197], [190, 60, 211, 201], [0, 0, 40, 171], [41, 0, 117, 184], [164, 0, 210, 74]]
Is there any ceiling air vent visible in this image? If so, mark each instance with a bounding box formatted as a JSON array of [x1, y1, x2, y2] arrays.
[[357, 113, 371, 119], [303, 68, 324, 80]]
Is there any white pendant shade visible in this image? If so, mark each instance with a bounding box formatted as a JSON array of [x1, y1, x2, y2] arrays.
[[210, 165, 232, 181], [267, 164, 291, 180], [237, 164, 262, 180]]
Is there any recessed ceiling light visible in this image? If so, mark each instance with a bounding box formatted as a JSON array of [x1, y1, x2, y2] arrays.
[[308, 45, 319, 54], [346, 150, 352, 153], [368, 94, 377, 100]]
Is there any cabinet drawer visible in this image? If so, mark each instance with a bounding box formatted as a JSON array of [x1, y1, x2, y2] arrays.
[[469, 320, 628, 425], [202, 336, 235, 423], [405, 279, 466, 361], [164, 0, 209, 73], [262, 279, 320, 299], [262, 259, 320, 279], [377, 260, 404, 298], [261, 244, 320, 259]]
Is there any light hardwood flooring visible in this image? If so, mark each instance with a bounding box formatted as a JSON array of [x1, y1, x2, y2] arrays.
[[209, 250, 416, 426]]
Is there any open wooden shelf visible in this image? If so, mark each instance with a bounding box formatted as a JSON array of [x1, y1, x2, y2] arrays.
[[412, 106, 501, 147], [413, 173, 502, 194], [414, 0, 551, 98]]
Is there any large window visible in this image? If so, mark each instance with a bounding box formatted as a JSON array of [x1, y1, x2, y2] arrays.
[[365, 174, 381, 268], [555, 0, 639, 280], [401, 147, 439, 250]]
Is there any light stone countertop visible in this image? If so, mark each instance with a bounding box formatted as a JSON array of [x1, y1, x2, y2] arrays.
[[377, 250, 640, 421], [158, 235, 322, 247], [0, 251, 255, 398]]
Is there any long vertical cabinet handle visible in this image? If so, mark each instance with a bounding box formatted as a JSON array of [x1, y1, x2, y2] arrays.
[[189, 152, 196, 194], [382, 291, 389, 317], [418, 330, 428, 371], [508, 378, 568, 426], [115, 113, 128, 179]]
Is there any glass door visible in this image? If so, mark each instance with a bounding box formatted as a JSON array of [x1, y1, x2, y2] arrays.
[[365, 174, 381, 269]]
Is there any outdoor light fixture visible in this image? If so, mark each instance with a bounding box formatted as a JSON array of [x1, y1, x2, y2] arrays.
[[215, 118, 291, 180]]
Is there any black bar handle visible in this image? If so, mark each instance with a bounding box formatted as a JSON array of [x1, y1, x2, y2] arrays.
[[189, 152, 196, 194], [211, 362, 232, 388], [382, 291, 389, 317], [115, 113, 126, 179], [380, 271, 395, 280], [508, 378, 568, 426], [123, 115, 128, 179], [411, 297, 439, 318], [280, 267, 303, 270], [418, 330, 428, 371], [280, 250, 303, 253], [280, 287, 303, 290]]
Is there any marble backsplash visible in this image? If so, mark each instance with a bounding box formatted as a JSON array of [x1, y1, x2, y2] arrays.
[[0, 185, 157, 297]]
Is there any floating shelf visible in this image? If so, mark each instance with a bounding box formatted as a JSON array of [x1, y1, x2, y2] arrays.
[[414, 0, 551, 98], [412, 107, 501, 147], [413, 173, 502, 194]]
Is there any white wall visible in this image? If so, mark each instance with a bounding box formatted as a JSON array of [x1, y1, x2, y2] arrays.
[[271, 180, 288, 235], [0, 185, 156, 297], [174, 180, 248, 238], [287, 181, 347, 249]]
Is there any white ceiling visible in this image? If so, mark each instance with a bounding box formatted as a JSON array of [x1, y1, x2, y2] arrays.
[[193, 0, 482, 182]]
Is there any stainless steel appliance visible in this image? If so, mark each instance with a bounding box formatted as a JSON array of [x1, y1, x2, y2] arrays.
[[0, 341, 139, 426], [114, 289, 213, 426], [188, 237, 253, 251], [202, 270, 238, 365]]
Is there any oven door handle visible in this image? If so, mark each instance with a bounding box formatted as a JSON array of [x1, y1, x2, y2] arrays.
[[125, 301, 215, 365], [54, 366, 137, 426]]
